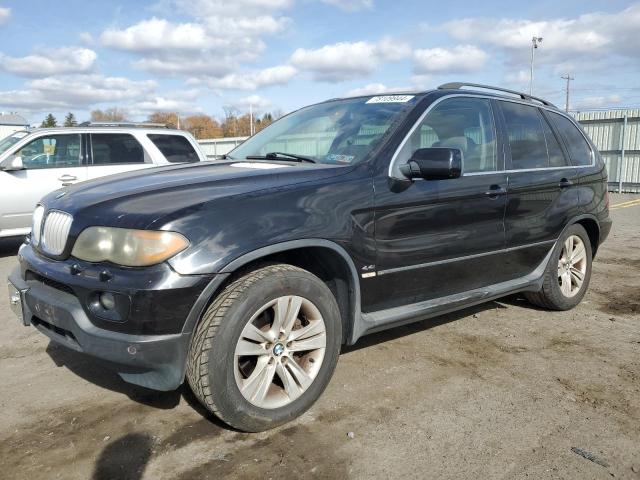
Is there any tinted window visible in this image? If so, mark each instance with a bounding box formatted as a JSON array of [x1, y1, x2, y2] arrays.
[[90, 134, 146, 165], [540, 114, 568, 167], [548, 112, 592, 166], [17, 134, 81, 169], [231, 95, 419, 165], [501, 102, 547, 169], [148, 134, 199, 163], [0, 131, 29, 155], [396, 97, 497, 174]]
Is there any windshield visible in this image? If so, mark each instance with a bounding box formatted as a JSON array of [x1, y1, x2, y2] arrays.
[[0, 131, 29, 156], [229, 95, 420, 165]]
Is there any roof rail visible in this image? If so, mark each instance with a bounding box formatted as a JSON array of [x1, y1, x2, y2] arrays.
[[77, 121, 171, 128], [438, 82, 556, 107]]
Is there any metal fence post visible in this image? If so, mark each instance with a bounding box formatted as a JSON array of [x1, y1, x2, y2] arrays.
[[618, 114, 627, 193]]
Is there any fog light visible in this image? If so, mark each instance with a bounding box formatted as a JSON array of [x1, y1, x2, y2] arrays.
[[99, 292, 116, 310]]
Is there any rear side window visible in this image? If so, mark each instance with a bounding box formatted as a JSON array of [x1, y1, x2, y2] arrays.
[[547, 112, 592, 166], [500, 102, 547, 169], [90, 134, 146, 165], [148, 134, 199, 163], [540, 114, 568, 167]]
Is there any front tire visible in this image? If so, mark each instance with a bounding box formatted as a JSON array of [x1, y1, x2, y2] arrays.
[[525, 224, 593, 310], [186, 264, 342, 432]]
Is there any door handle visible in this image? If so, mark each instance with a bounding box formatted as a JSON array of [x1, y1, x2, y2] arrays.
[[485, 185, 507, 198], [559, 178, 573, 188], [58, 174, 77, 186]]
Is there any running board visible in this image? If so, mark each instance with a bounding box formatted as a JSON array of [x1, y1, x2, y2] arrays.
[[350, 246, 554, 343]]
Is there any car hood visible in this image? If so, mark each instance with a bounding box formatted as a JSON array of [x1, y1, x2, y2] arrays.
[[42, 160, 352, 230]]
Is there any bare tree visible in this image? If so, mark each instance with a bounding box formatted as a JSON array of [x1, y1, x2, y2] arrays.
[[91, 107, 128, 122], [222, 106, 241, 137], [147, 112, 180, 128]]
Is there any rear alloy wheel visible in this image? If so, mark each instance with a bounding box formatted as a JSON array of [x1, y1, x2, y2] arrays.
[[186, 264, 341, 432], [525, 223, 593, 310], [557, 235, 587, 298]]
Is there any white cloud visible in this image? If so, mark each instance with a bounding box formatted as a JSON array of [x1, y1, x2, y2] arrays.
[[0, 6, 9, 25], [168, 0, 293, 16], [573, 94, 622, 110], [441, 4, 640, 67], [206, 65, 298, 90], [226, 94, 272, 111], [504, 69, 530, 84], [413, 45, 487, 74], [101, 18, 210, 52], [133, 57, 235, 77], [100, 2, 293, 84], [0, 74, 157, 111], [79, 32, 94, 45], [0, 47, 97, 77], [290, 38, 410, 81], [128, 96, 203, 116], [322, 0, 373, 12], [345, 83, 410, 97]]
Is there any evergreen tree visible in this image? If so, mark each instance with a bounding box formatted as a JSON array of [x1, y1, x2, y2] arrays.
[[63, 112, 77, 127], [40, 113, 57, 128]]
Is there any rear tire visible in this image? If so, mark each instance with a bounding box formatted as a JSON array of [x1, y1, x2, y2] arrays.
[[525, 224, 592, 311], [186, 263, 342, 432]]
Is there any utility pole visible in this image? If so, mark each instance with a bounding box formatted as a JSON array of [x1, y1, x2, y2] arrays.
[[561, 75, 574, 112], [249, 103, 254, 136], [529, 36, 543, 95]]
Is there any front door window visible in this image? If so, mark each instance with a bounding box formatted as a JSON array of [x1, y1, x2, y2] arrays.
[[17, 134, 82, 169]]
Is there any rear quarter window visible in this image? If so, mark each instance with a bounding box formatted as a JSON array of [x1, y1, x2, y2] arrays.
[[148, 134, 200, 163], [547, 112, 592, 166]]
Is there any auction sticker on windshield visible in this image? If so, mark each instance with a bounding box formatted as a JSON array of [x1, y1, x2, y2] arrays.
[[366, 95, 414, 104]]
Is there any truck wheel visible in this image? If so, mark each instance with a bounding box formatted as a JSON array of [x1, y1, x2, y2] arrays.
[[186, 263, 342, 432], [525, 224, 593, 311]]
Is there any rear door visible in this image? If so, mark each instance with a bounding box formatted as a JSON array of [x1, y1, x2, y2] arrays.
[[0, 133, 87, 236], [86, 133, 152, 180], [371, 96, 508, 312], [499, 101, 580, 279]]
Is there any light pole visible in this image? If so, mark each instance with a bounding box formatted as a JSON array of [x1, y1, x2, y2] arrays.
[[529, 36, 543, 95]]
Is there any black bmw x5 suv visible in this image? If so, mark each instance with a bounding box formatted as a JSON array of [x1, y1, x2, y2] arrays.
[[8, 83, 611, 431]]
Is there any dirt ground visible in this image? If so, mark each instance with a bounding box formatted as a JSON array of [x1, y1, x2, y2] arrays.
[[0, 194, 638, 480]]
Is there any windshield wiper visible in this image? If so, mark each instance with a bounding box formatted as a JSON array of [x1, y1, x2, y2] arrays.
[[246, 152, 316, 164]]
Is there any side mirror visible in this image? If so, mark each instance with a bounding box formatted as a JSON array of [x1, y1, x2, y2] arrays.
[[0, 155, 24, 171], [399, 148, 462, 181]]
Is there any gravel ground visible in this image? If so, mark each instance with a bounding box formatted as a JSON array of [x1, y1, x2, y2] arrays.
[[0, 194, 638, 480]]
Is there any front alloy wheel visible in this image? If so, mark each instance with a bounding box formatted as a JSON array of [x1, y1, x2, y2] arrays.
[[234, 295, 327, 409], [186, 264, 341, 432]]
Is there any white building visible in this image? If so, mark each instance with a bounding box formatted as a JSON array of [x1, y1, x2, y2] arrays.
[[0, 113, 29, 139]]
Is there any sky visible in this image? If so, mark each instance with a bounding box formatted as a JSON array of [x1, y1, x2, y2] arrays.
[[0, 0, 639, 124]]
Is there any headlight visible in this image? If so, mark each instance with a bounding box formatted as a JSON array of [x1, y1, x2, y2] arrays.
[[31, 205, 45, 246], [71, 227, 189, 267]]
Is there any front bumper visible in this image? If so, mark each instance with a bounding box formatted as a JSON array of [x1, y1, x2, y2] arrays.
[[8, 244, 219, 391]]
